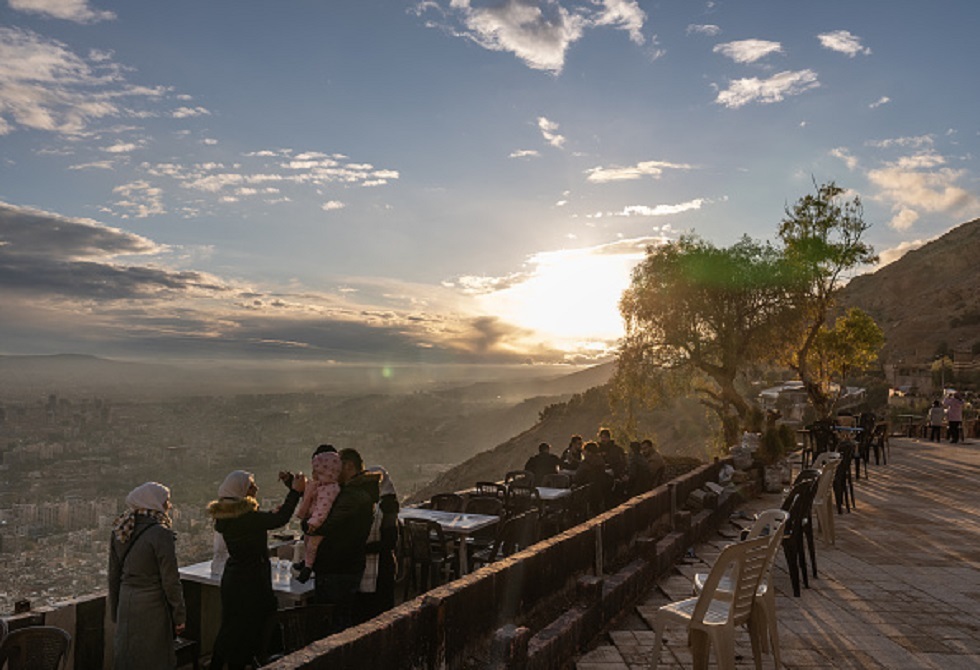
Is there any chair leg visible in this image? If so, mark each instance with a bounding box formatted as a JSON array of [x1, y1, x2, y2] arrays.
[[747, 613, 765, 670], [783, 543, 800, 597], [804, 520, 817, 580], [761, 591, 781, 669], [709, 628, 735, 670], [690, 629, 712, 670], [650, 616, 667, 670]]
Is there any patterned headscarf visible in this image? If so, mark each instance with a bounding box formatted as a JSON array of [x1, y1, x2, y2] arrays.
[[112, 482, 172, 544]]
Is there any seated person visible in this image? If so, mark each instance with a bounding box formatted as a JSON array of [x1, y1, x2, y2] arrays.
[[524, 442, 561, 485], [559, 435, 584, 471], [573, 442, 613, 512], [627, 440, 666, 496]]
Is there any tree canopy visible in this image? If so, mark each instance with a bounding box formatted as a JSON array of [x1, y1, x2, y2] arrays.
[[614, 181, 883, 448], [617, 234, 797, 445], [778, 181, 878, 418]]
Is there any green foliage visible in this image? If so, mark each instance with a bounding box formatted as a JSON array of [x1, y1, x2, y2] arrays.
[[778, 181, 878, 419], [617, 234, 796, 445], [931, 356, 955, 390]]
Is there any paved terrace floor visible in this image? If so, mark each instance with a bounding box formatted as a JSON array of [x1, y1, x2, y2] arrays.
[[576, 437, 980, 669]]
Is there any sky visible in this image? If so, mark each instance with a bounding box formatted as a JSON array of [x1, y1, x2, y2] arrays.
[[1, 0, 979, 367]]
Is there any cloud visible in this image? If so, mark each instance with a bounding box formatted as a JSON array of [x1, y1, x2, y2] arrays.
[[817, 30, 871, 57], [865, 135, 933, 149], [585, 159, 695, 183], [69, 159, 115, 170], [321, 200, 346, 211], [418, 0, 648, 74], [877, 238, 929, 267], [114, 149, 399, 215], [867, 158, 980, 230], [8, 0, 115, 23], [537, 116, 565, 148], [687, 24, 720, 37], [444, 0, 586, 73], [613, 198, 705, 217], [172, 106, 211, 119], [101, 142, 141, 154], [109, 180, 166, 218], [868, 96, 890, 109], [509, 148, 541, 159], [713, 39, 782, 64], [593, 0, 646, 45], [715, 69, 819, 108], [830, 147, 858, 171], [0, 200, 229, 300], [0, 26, 178, 136], [0, 199, 569, 363]]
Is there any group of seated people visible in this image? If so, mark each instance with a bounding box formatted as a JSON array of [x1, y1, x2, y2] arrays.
[[524, 428, 667, 512]]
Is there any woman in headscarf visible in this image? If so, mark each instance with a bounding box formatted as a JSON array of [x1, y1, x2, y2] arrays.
[[108, 481, 185, 670], [207, 469, 306, 670]]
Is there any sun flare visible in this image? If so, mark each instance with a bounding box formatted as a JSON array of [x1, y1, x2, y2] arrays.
[[476, 243, 650, 352]]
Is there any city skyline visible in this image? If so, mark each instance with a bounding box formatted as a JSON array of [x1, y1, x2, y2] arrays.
[[2, 1, 979, 365]]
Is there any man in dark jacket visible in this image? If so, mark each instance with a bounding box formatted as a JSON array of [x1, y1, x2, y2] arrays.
[[310, 448, 380, 632], [524, 442, 561, 485]]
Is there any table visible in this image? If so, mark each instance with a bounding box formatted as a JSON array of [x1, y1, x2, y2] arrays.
[[398, 507, 499, 575], [898, 414, 921, 438], [179, 559, 315, 655]]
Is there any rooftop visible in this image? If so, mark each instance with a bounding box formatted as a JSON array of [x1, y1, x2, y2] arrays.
[[577, 436, 980, 669]]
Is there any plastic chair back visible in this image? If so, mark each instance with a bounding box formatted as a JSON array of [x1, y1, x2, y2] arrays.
[[429, 493, 464, 512], [692, 535, 770, 628], [473, 482, 507, 500], [506, 484, 541, 516], [540, 473, 571, 488], [464, 496, 504, 517], [504, 470, 535, 487], [0, 626, 71, 670]]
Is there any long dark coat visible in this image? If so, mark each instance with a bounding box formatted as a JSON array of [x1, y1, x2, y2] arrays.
[[108, 517, 186, 670], [208, 489, 300, 666]]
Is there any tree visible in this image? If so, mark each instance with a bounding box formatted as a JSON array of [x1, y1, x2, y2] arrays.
[[931, 356, 954, 392], [616, 235, 795, 445], [778, 181, 878, 419], [805, 307, 885, 412]]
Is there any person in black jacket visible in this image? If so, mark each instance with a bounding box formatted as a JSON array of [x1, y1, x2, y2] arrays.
[[524, 442, 561, 485], [207, 469, 306, 670], [309, 448, 380, 632]]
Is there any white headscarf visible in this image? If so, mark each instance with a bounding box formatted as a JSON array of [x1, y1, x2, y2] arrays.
[[366, 465, 396, 498], [125, 481, 171, 512], [218, 470, 254, 499]]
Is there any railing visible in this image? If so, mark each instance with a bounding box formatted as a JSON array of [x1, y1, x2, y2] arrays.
[[2, 459, 749, 670], [264, 459, 744, 669]]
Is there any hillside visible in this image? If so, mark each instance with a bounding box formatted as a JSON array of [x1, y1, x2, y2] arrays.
[[840, 218, 980, 362], [408, 385, 719, 503]]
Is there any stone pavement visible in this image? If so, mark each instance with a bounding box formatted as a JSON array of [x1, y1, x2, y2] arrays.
[[575, 437, 980, 669]]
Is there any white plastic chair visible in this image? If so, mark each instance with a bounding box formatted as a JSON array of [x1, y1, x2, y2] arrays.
[[649, 534, 771, 670], [811, 456, 841, 545], [694, 509, 789, 669]]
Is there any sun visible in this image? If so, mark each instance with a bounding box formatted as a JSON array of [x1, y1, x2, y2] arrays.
[[477, 245, 645, 352]]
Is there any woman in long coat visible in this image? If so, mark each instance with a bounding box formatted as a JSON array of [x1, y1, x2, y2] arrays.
[[108, 481, 186, 670], [208, 470, 306, 670]]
